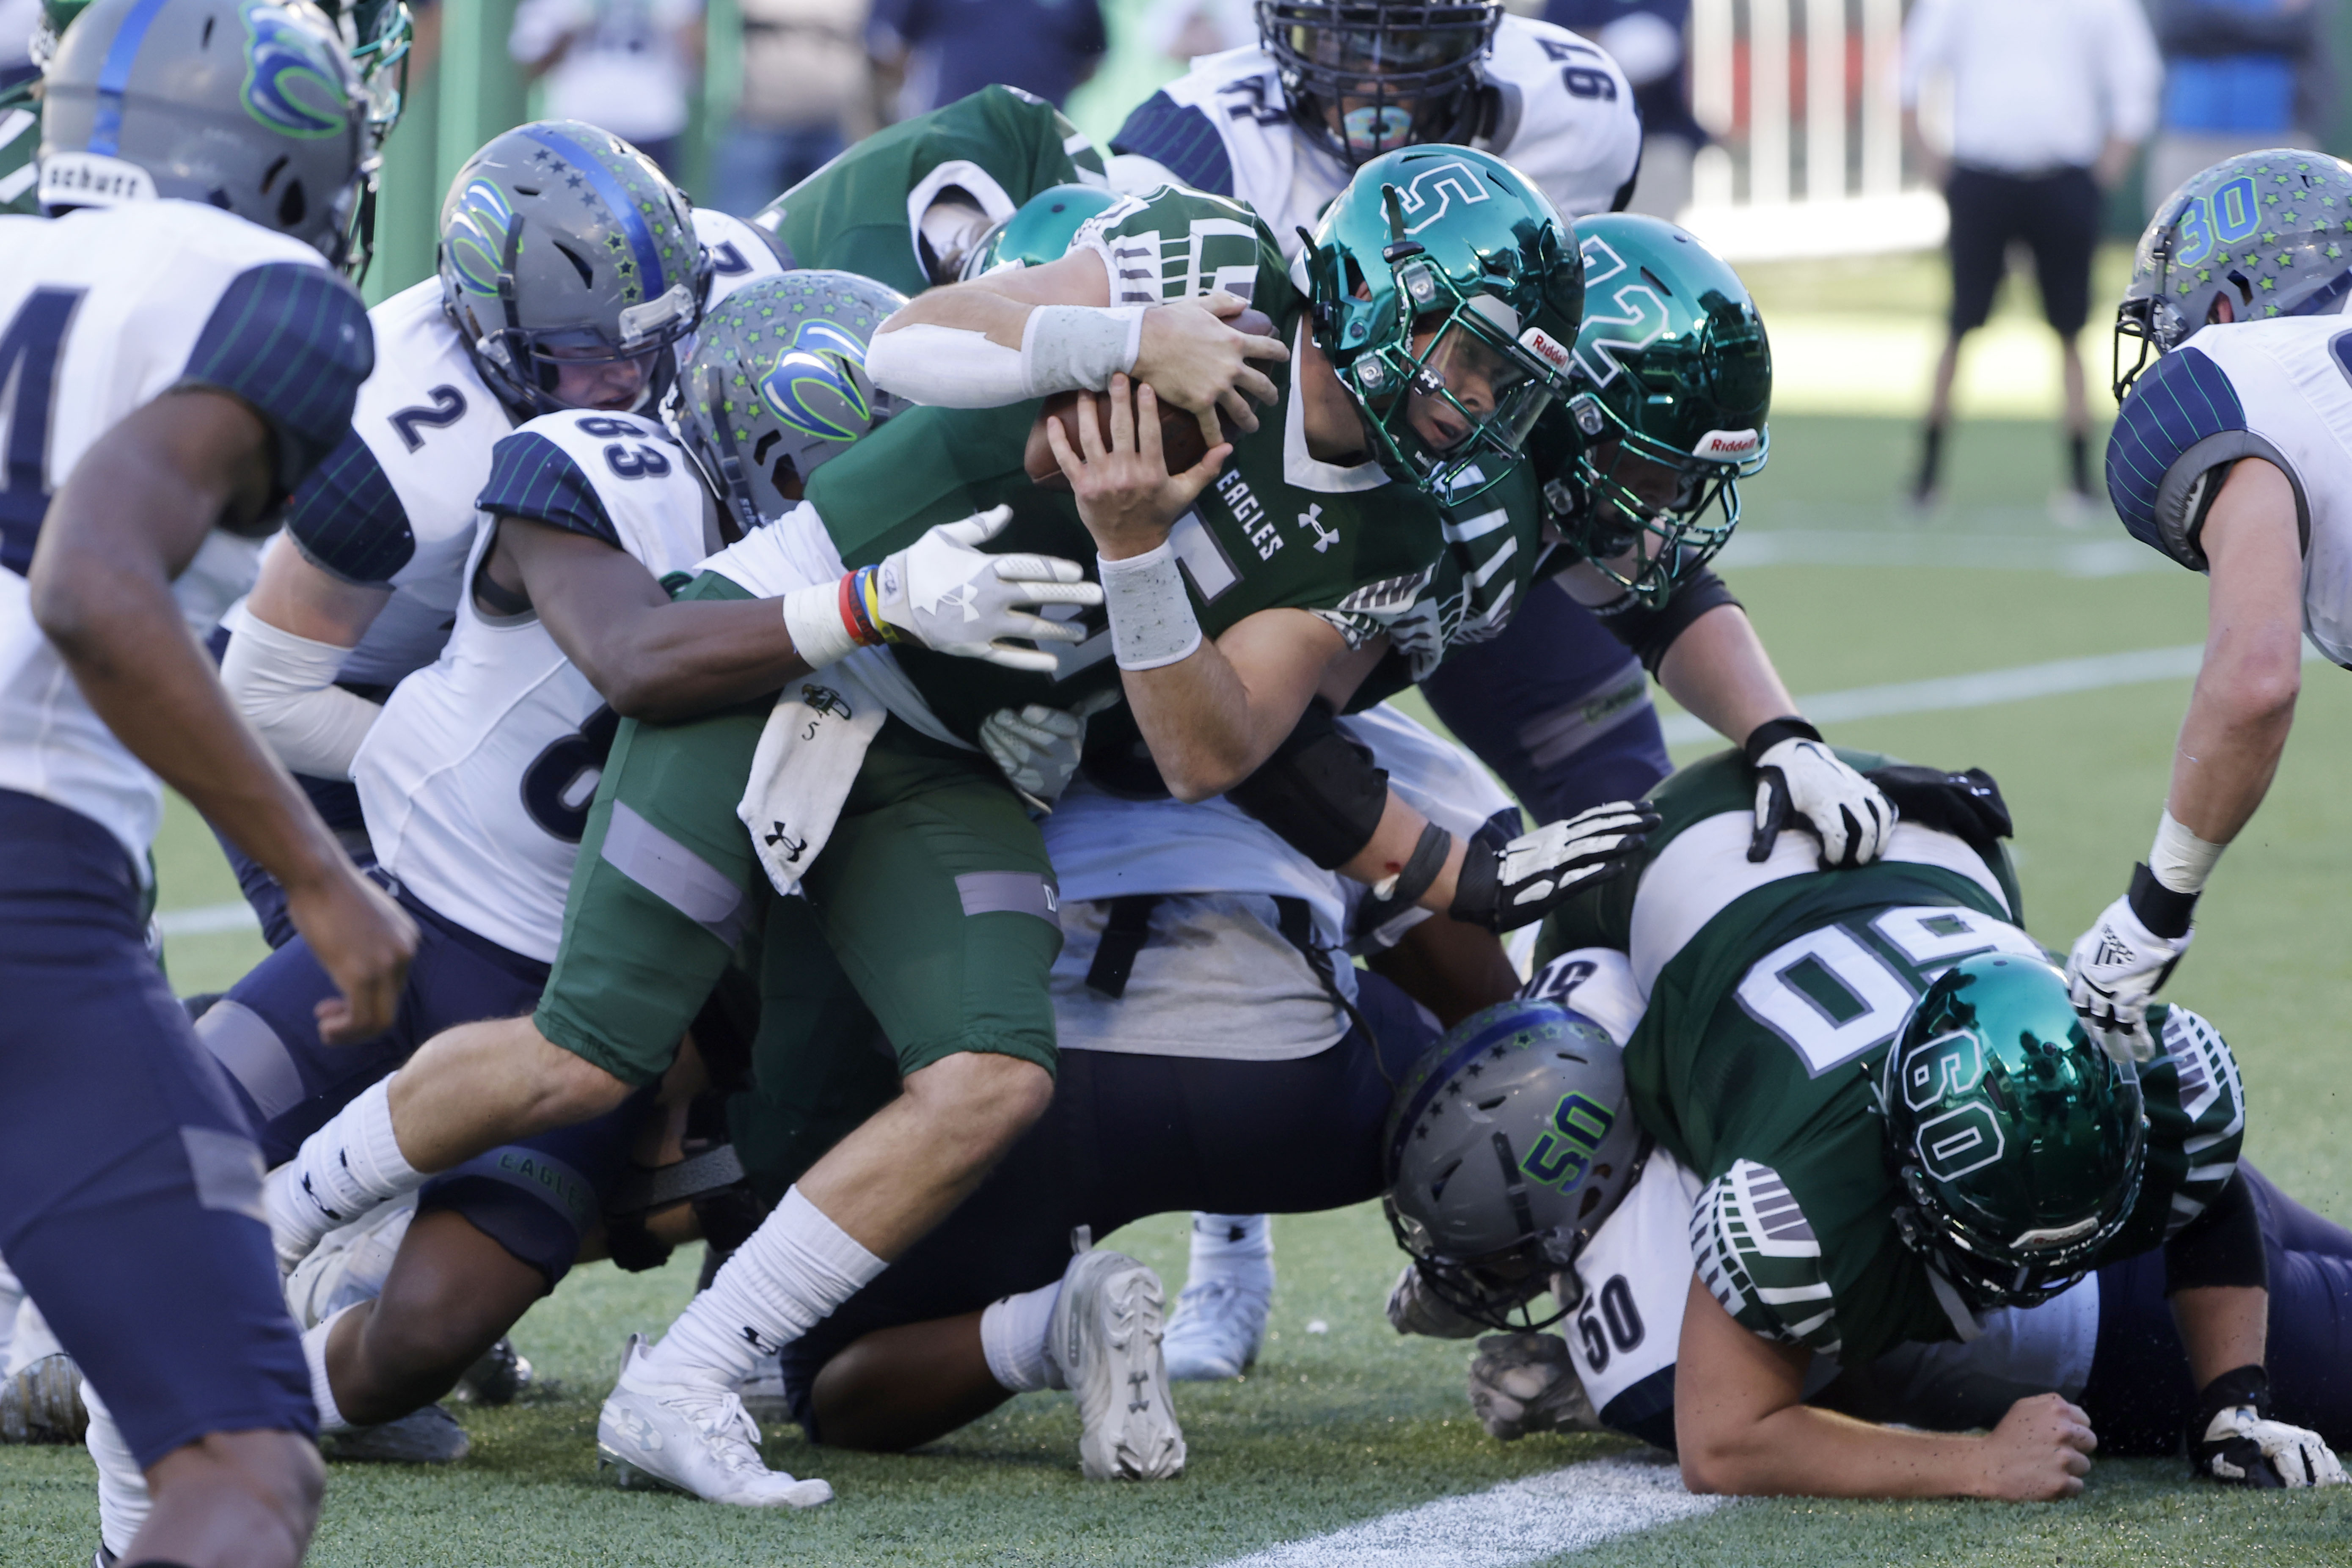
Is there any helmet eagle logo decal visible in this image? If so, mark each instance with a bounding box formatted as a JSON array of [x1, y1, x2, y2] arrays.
[[444, 179, 516, 296], [1395, 160, 1491, 236], [240, 4, 350, 140], [760, 318, 875, 443]]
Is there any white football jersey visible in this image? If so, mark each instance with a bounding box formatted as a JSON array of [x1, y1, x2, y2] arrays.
[[0, 202, 370, 870], [1108, 16, 1640, 257], [2107, 316, 2352, 666], [284, 277, 516, 689], [355, 409, 719, 961], [694, 206, 791, 309]]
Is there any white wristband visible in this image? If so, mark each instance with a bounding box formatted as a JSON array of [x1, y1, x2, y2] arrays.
[[781, 580, 858, 669], [1099, 542, 1201, 670], [2149, 808, 2225, 895], [1020, 305, 1146, 398]]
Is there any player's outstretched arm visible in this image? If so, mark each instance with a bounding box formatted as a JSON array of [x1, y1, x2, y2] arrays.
[[1674, 1275, 2095, 1500], [29, 388, 416, 1042], [2066, 459, 2303, 1059], [865, 245, 1285, 446]]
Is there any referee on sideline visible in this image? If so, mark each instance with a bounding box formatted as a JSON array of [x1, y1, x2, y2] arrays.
[[1901, 0, 2162, 518]]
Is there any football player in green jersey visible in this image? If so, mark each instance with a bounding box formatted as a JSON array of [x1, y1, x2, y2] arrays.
[[749, 84, 1109, 295], [1386, 748, 2346, 1497]]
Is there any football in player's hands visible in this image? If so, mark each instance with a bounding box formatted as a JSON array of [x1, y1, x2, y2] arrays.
[[1025, 308, 1276, 487]]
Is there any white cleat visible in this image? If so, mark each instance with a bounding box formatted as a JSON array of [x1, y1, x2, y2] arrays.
[[284, 1195, 417, 1329], [1160, 1274, 1272, 1382], [1053, 1248, 1185, 1481], [597, 1335, 832, 1507]]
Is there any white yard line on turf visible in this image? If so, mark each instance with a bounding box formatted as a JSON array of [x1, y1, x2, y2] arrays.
[[154, 901, 263, 937], [1661, 641, 2332, 747], [1209, 1453, 1729, 1568]]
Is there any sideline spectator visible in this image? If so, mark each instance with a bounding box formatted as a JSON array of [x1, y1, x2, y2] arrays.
[[713, 0, 875, 214], [1550, 0, 1705, 219], [870, 0, 1107, 119], [1900, 0, 2161, 518], [1139, 0, 1254, 65], [2147, 0, 2335, 205], [511, 0, 706, 178]]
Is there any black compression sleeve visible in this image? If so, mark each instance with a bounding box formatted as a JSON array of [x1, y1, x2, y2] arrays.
[[1589, 569, 1742, 676], [1223, 699, 1391, 869], [2165, 1170, 2269, 1294]]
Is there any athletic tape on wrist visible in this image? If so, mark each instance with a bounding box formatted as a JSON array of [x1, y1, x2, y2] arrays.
[[2149, 808, 2225, 895], [781, 580, 860, 668], [1099, 542, 1201, 669], [1021, 305, 1146, 397]]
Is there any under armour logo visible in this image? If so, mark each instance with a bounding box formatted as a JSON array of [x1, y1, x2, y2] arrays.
[[1300, 504, 1339, 553], [763, 822, 808, 862], [938, 583, 982, 624]]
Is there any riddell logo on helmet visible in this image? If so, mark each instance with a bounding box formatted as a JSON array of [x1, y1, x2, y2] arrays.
[[1518, 327, 1572, 374], [1691, 428, 1760, 458]]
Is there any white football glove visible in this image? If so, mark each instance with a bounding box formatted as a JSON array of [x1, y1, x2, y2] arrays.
[[1749, 735, 1894, 869], [875, 506, 1103, 673], [978, 691, 1117, 811], [1385, 1262, 1484, 1340], [1449, 801, 1661, 932], [2196, 1405, 2348, 1488], [1468, 1333, 1600, 1441], [2066, 892, 2192, 1064]]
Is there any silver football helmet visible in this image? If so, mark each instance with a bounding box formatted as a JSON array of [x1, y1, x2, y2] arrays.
[[1384, 995, 1646, 1329], [39, 0, 369, 267]]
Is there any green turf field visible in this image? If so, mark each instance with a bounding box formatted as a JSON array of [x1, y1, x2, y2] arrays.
[[13, 298, 2352, 1563]]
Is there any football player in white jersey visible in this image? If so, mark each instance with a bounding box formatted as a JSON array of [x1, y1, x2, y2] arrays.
[[0, 2, 409, 1564], [214, 123, 787, 944], [1107, 0, 1640, 256], [2066, 150, 2352, 1063]]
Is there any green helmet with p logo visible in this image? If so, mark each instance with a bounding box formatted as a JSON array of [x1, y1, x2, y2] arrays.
[[1879, 955, 2146, 1311]]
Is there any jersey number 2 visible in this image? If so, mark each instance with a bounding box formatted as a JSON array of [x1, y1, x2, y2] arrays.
[[0, 286, 85, 577]]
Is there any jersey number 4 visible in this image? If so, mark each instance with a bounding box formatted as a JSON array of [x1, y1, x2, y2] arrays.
[[0, 286, 86, 577]]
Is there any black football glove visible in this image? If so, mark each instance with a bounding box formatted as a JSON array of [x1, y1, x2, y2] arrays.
[[2192, 1365, 2346, 1488], [1449, 801, 1660, 932]]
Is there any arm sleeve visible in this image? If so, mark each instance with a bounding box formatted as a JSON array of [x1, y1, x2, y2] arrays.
[[2163, 1169, 2269, 1294], [476, 431, 621, 547], [1223, 698, 1392, 869], [1589, 567, 1740, 675], [178, 262, 375, 502], [1108, 92, 1238, 197], [284, 429, 415, 586]]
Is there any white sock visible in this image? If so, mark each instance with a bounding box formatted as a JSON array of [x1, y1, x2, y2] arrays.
[[82, 1382, 150, 1558], [1187, 1213, 1275, 1291], [270, 1078, 425, 1259], [302, 1305, 357, 1433], [979, 1279, 1063, 1393], [633, 1186, 884, 1389], [0, 1250, 20, 1372]]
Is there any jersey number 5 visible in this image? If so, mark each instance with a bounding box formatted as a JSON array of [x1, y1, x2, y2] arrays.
[[0, 286, 85, 577]]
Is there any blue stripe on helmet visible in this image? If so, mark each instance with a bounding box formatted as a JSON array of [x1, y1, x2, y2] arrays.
[[88, 0, 175, 155], [518, 124, 666, 304]]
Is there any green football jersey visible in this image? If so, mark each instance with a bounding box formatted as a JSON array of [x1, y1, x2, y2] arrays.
[[2, 78, 38, 217], [801, 183, 1448, 744], [752, 85, 1105, 297], [1537, 750, 2247, 1366], [1351, 462, 1553, 709]]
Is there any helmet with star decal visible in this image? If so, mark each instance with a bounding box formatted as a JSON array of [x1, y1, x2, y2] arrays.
[[436, 120, 712, 418], [2114, 149, 2352, 399]]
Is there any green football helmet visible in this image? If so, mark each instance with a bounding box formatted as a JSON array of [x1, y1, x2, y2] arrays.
[[2113, 149, 2352, 400], [1879, 954, 2147, 1311], [1305, 143, 1583, 502], [23, 0, 92, 76], [1542, 214, 1769, 608], [958, 182, 1119, 281], [672, 271, 910, 535]]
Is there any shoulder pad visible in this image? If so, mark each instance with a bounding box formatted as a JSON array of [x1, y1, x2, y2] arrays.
[[2106, 344, 2305, 570], [181, 261, 374, 495], [286, 430, 413, 584], [482, 411, 711, 572], [2142, 1004, 2248, 1235], [1075, 186, 1283, 305], [1691, 1160, 1842, 1356], [1110, 91, 1237, 197], [695, 208, 793, 299]]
